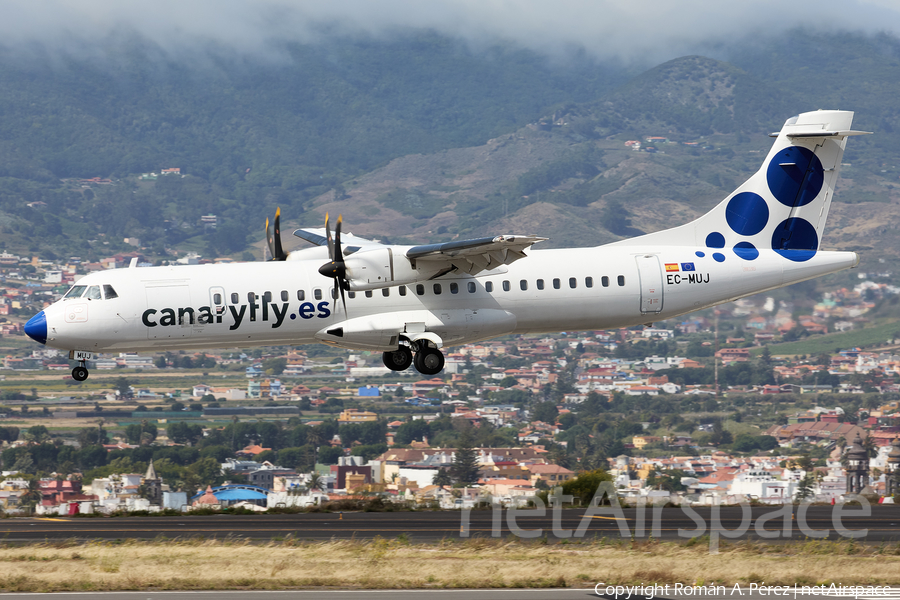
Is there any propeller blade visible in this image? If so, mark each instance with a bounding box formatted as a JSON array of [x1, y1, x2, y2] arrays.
[[338, 278, 347, 315], [265, 217, 275, 261], [324, 213, 333, 261], [273, 207, 285, 261], [318, 213, 350, 316], [334, 214, 343, 258]]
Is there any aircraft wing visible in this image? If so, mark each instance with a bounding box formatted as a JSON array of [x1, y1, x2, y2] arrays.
[[292, 228, 385, 254], [407, 235, 547, 275]]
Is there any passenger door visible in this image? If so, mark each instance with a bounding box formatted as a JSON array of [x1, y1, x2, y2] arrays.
[[635, 255, 663, 314]]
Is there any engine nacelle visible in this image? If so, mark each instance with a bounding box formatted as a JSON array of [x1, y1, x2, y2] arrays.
[[344, 247, 442, 291]]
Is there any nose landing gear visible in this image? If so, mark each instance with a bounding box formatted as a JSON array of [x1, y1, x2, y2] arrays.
[[381, 339, 445, 375], [72, 361, 89, 381]]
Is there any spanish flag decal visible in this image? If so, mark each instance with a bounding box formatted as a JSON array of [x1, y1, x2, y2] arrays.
[[665, 263, 679, 272]]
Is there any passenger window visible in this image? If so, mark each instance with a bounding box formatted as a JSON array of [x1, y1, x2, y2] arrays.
[[601, 276, 609, 288], [569, 277, 577, 289], [520, 280, 527, 291], [86, 286, 101, 300], [232, 292, 239, 304], [467, 282, 476, 293], [502, 281, 510, 292], [537, 279, 544, 290], [348, 291, 356, 299], [297, 290, 305, 301], [618, 275, 625, 286], [332, 287, 338, 299], [103, 285, 119, 300], [281, 290, 288, 302], [263, 291, 272, 304], [382, 288, 390, 297], [416, 284, 425, 296], [553, 278, 560, 290], [399, 286, 407, 297], [585, 277, 593, 288], [433, 284, 442, 295], [450, 282, 458, 294], [314, 289, 322, 300], [248, 292, 256, 303], [365, 291, 373, 298], [213, 293, 222, 305], [485, 281, 493, 292], [64, 285, 87, 299]]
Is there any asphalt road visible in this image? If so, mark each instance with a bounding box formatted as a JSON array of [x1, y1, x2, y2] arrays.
[[3, 506, 900, 543]]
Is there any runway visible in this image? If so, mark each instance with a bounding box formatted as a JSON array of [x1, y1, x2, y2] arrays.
[[3, 506, 900, 543]]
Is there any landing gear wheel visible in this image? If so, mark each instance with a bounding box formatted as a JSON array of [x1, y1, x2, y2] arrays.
[[382, 347, 413, 371], [414, 348, 445, 376], [72, 366, 89, 381]]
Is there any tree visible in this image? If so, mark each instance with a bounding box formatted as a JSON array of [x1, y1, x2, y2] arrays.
[[19, 478, 42, 514], [559, 469, 614, 506], [710, 419, 733, 446], [262, 357, 287, 375], [532, 401, 559, 424], [450, 431, 479, 486], [795, 473, 816, 502], [433, 468, 452, 490], [395, 420, 431, 445], [0, 426, 19, 444], [167, 422, 203, 446], [114, 377, 133, 399], [189, 457, 223, 487], [645, 468, 687, 492], [307, 472, 325, 493], [318, 445, 343, 465]]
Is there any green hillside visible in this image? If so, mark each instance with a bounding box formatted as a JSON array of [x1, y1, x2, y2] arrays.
[[1, 29, 900, 261]]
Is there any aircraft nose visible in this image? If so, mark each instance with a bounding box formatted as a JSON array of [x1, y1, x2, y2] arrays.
[[24, 311, 47, 345]]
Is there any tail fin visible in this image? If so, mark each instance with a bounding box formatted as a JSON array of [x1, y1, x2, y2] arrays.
[[613, 110, 870, 262]]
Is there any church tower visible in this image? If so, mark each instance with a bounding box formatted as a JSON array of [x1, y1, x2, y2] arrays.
[[142, 459, 162, 506]]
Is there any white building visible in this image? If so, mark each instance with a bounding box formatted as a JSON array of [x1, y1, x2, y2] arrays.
[[728, 469, 796, 503]]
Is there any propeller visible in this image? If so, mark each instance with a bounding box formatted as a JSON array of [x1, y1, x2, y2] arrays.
[[317, 213, 349, 315], [265, 207, 288, 261]]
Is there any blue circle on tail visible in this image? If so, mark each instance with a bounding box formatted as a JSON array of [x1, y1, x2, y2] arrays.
[[706, 232, 725, 248], [772, 217, 818, 262], [733, 241, 759, 261], [725, 192, 769, 236], [766, 146, 824, 207]]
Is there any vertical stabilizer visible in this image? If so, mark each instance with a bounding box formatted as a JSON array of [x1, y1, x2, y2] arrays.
[[612, 110, 870, 263]]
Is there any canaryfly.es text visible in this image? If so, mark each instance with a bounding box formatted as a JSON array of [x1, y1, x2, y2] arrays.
[[141, 299, 331, 331]]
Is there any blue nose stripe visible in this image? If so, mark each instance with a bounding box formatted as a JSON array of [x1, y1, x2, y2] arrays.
[[24, 311, 47, 345]]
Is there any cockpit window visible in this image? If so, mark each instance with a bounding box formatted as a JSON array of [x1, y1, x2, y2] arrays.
[[86, 286, 101, 300], [64, 285, 87, 299], [103, 285, 119, 300]]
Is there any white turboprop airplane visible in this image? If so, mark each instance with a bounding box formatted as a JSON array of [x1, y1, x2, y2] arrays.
[[25, 110, 868, 381]]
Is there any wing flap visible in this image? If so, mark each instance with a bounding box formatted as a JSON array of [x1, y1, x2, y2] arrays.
[[409, 234, 546, 275]]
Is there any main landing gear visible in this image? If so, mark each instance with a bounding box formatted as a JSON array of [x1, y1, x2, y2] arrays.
[[382, 340, 445, 376], [72, 361, 89, 382]]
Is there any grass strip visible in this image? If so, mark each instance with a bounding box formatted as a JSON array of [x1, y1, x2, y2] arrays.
[[0, 537, 898, 592]]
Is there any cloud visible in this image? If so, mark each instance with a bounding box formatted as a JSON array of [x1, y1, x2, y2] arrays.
[[2, 0, 900, 63]]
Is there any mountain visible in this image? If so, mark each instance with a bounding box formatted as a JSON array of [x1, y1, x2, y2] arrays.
[[0, 29, 899, 267]]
